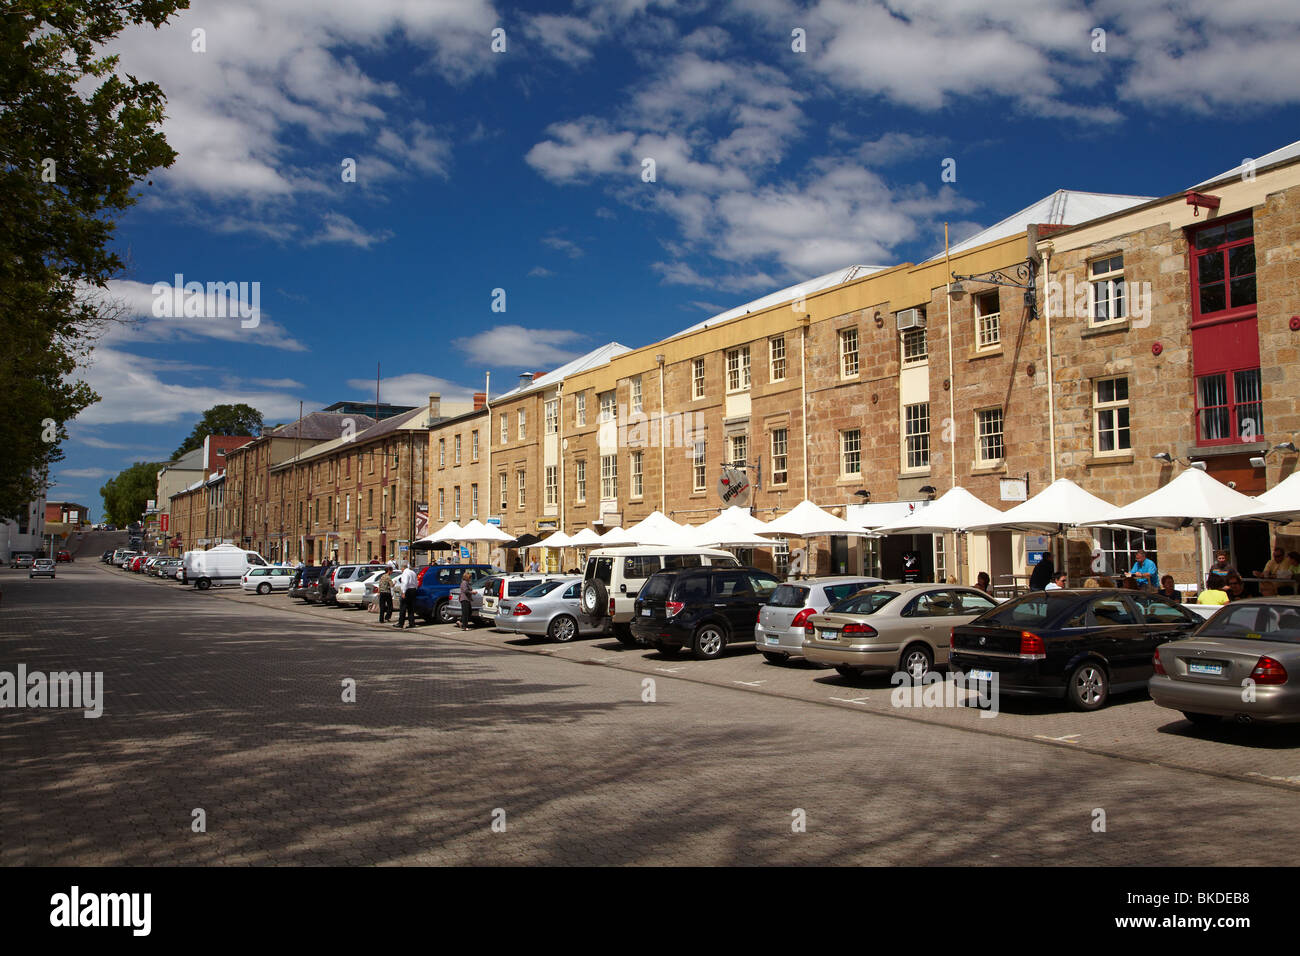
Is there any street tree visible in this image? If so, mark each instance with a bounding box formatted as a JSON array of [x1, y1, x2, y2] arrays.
[[172, 404, 265, 459], [99, 460, 162, 528]]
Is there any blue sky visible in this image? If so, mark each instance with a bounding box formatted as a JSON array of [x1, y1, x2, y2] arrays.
[[55, 0, 1300, 517]]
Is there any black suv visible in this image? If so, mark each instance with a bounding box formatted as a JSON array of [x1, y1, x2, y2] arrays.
[[631, 566, 780, 659]]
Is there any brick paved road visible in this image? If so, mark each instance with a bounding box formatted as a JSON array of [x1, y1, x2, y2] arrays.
[[3, 563, 1299, 865]]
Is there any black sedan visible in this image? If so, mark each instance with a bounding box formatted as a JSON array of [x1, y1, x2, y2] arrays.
[[949, 588, 1203, 711]]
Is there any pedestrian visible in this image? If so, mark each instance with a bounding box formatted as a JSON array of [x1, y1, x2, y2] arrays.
[[1157, 574, 1182, 603], [512, 553, 523, 573], [1197, 573, 1230, 606], [1209, 550, 1237, 578], [1028, 555, 1055, 591], [395, 563, 419, 629], [1224, 571, 1249, 602], [1128, 549, 1158, 590], [457, 571, 474, 629], [975, 571, 991, 594], [1255, 544, 1290, 597], [527, 556, 539, 573], [1045, 571, 1067, 590], [376, 566, 394, 623]]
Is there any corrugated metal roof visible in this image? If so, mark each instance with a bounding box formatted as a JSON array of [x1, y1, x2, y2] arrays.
[[493, 342, 632, 400], [1193, 139, 1300, 188], [925, 189, 1155, 261]]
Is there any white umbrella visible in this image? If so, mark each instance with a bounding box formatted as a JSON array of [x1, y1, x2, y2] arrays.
[[761, 499, 872, 537], [536, 530, 573, 549], [964, 478, 1118, 533], [456, 519, 515, 543], [596, 525, 637, 545], [690, 506, 776, 548], [1085, 468, 1256, 529], [624, 510, 692, 545], [1231, 470, 1300, 523], [418, 520, 464, 545], [568, 527, 604, 546], [863, 487, 1005, 535]]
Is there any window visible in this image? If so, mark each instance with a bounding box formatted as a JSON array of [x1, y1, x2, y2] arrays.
[[499, 472, 508, 511], [976, 408, 1004, 463], [933, 535, 947, 583], [1196, 368, 1262, 443], [601, 454, 617, 499], [381, 489, 387, 525], [1094, 377, 1131, 455], [839, 328, 859, 377], [454, 434, 462, 465], [545, 466, 557, 506], [367, 488, 374, 518], [500, 413, 508, 443], [840, 429, 861, 476], [729, 433, 747, 467], [575, 392, 587, 426], [345, 494, 351, 522], [769, 336, 787, 382], [693, 439, 707, 491], [471, 483, 479, 517], [438, 438, 445, 468], [471, 430, 479, 461], [575, 460, 587, 502], [1191, 216, 1255, 321], [631, 377, 643, 414], [904, 403, 930, 469], [454, 486, 461, 521], [545, 399, 558, 434], [726, 346, 751, 392], [517, 470, 526, 508], [1098, 528, 1157, 578], [1089, 254, 1126, 325], [974, 290, 1000, 348], [517, 409, 526, 440], [772, 536, 789, 577], [770, 428, 788, 485], [902, 328, 927, 364], [631, 450, 643, 498], [692, 358, 705, 399], [599, 391, 616, 423]]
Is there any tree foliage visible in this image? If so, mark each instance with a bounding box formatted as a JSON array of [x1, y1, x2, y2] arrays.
[[99, 460, 162, 527], [0, 0, 188, 519], [172, 404, 265, 459]]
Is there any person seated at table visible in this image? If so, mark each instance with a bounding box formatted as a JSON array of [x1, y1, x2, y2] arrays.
[[1282, 552, 1300, 596], [1128, 549, 1158, 590], [975, 571, 991, 594], [1157, 574, 1182, 603], [1197, 573, 1229, 606], [1225, 572, 1249, 602], [1256, 544, 1291, 597], [1083, 577, 1101, 588], [1045, 571, 1067, 590], [1209, 549, 1237, 578]]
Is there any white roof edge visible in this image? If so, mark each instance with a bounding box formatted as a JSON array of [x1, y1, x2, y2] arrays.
[[493, 341, 632, 400], [1193, 139, 1300, 189]]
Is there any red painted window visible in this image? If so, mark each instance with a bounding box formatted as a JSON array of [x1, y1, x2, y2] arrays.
[[1195, 368, 1263, 445], [1190, 215, 1255, 325]]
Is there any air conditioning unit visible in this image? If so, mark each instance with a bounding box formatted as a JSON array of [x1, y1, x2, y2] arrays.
[[896, 308, 926, 331]]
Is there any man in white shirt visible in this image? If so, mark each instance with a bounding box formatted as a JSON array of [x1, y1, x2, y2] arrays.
[[395, 563, 419, 629], [1045, 571, 1067, 590]]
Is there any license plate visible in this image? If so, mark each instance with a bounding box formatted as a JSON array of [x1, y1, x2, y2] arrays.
[[969, 669, 994, 681], [1188, 661, 1225, 676], [642, 609, 651, 616], [819, 629, 837, 641], [765, 636, 780, 646]]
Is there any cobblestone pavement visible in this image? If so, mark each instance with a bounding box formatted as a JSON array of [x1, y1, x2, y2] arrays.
[[2, 563, 1298, 866]]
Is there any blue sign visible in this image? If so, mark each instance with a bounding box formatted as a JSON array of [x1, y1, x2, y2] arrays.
[[1028, 551, 1046, 566], [460, 546, 470, 560]]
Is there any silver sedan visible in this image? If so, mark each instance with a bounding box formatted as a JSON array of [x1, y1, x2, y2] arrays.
[[496, 577, 602, 643], [756, 576, 885, 663], [1150, 597, 1300, 726]]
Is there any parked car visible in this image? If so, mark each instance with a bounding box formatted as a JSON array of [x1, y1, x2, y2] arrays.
[[115, 550, 141, 568], [56, 550, 72, 563], [631, 566, 781, 659], [241, 566, 296, 594], [336, 569, 383, 607], [449, 574, 501, 624], [129, 555, 148, 572], [950, 589, 1203, 711], [496, 577, 605, 642], [315, 564, 371, 606], [155, 558, 183, 579], [100, 550, 114, 563], [803, 584, 1000, 679], [182, 544, 268, 590], [289, 566, 324, 601], [580, 546, 742, 646], [10, 554, 35, 569], [1150, 596, 1300, 726], [29, 557, 56, 579], [472, 572, 572, 623], [411, 564, 494, 624], [756, 576, 886, 664]]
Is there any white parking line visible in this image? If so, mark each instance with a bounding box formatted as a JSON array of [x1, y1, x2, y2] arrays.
[[829, 696, 870, 705], [1033, 733, 1082, 743], [654, 667, 682, 674], [733, 680, 767, 687]]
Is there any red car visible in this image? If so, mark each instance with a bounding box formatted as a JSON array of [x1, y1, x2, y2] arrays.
[[56, 551, 72, 563], [130, 555, 147, 572]]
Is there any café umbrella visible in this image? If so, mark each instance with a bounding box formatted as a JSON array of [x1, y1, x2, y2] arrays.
[[1231, 469, 1300, 523]]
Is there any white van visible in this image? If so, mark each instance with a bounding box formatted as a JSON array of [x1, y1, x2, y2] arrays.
[[579, 546, 740, 645], [184, 544, 268, 590]]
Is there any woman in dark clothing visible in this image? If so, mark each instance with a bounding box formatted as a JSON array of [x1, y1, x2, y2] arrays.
[[458, 571, 474, 629], [1157, 574, 1182, 603], [1028, 555, 1055, 591]]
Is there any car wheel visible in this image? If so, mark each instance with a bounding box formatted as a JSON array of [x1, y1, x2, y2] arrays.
[[900, 643, 934, 680], [761, 651, 788, 664], [612, 623, 638, 647], [257, 582, 271, 595], [581, 578, 609, 618], [548, 614, 578, 643], [436, 599, 455, 624], [692, 624, 726, 660], [1066, 661, 1109, 711], [196, 578, 211, 591], [1182, 711, 1221, 727], [834, 665, 861, 679]]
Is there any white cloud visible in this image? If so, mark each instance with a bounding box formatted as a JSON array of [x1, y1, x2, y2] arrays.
[[452, 326, 588, 368], [59, 468, 115, 479], [528, 266, 556, 277], [523, 13, 604, 63], [305, 212, 394, 248], [542, 235, 584, 258], [348, 373, 478, 407], [249, 377, 306, 389]]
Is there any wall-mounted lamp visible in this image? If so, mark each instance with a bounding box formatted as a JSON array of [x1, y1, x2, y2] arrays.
[[853, 490, 871, 501], [1250, 456, 1267, 468], [919, 485, 937, 500], [1152, 452, 1173, 463], [1190, 460, 1207, 471], [1274, 441, 1298, 453]]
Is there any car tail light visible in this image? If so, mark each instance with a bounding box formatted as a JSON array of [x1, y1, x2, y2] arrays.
[[513, 603, 531, 616], [1019, 631, 1046, 660], [608, 598, 616, 616], [1251, 656, 1288, 685], [842, 622, 877, 637], [949, 627, 956, 648], [665, 601, 685, 618], [791, 608, 816, 630], [1152, 650, 1166, 675]]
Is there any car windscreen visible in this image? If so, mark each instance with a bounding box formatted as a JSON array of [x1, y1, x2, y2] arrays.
[[640, 574, 674, 602], [1197, 602, 1300, 644], [981, 592, 1078, 628], [828, 590, 899, 615], [521, 580, 565, 598], [823, 582, 875, 605], [588, 556, 613, 586], [768, 584, 810, 608]]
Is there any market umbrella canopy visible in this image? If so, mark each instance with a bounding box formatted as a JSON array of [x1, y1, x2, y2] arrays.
[[567, 528, 604, 546], [505, 532, 542, 549], [1086, 468, 1257, 529], [596, 525, 637, 545], [872, 487, 1005, 534], [418, 521, 464, 545], [537, 530, 574, 548], [963, 478, 1119, 533], [457, 519, 515, 543], [690, 506, 775, 547], [1231, 470, 1300, 523], [624, 510, 693, 545], [762, 499, 873, 537]]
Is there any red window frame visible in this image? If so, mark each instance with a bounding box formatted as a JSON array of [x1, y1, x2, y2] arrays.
[[1189, 214, 1255, 327], [1194, 367, 1263, 446]]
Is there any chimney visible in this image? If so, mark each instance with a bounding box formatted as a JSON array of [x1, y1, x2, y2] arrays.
[[472, 391, 486, 411], [428, 392, 441, 419], [532, 371, 545, 381], [518, 372, 533, 389]]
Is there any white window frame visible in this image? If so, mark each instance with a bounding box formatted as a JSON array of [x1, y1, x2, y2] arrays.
[[438, 488, 445, 521], [471, 430, 479, 461], [545, 465, 557, 506], [517, 409, 526, 440], [599, 390, 616, 423], [692, 358, 705, 400], [454, 486, 461, 521], [1089, 254, 1126, 326], [770, 428, 788, 485], [974, 290, 1000, 350], [545, 399, 558, 435], [454, 434, 462, 466], [575, 459, 587, 502], [499, 472, 508, 511], [903, 402, 930, 470], [769, 336, 787, 382], [575, 392, 587, 427], [901, 328, 927, 365], [1093, 376, 1131, 456], [517, 470, 526, 508], [726, 346, 751, 393], [499, 413, 508, 444], [839, 327, 859, 378], [840, 429, 862, 477], [600, 454, 617, 500], [729, 433, 747, 467], [438, 438, 445, 468], [692, 439, 707, 492], [630, 450, 644, 499], [471, 483, 479, 518], [976, 407, 1005, 463], [631, 377, 643, 414]]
